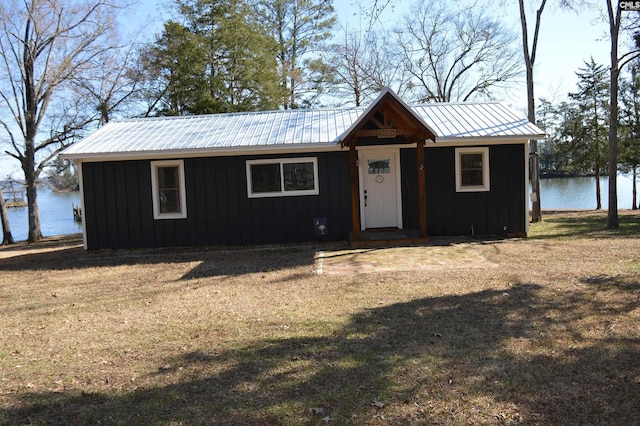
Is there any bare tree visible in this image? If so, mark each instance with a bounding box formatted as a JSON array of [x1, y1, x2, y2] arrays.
[[326, 28, 411, 106], [518, 0, 549, 222], [71, 44, 147, 126], [0, 0, 119, 242], [395, 0, 522, 103], [360, 31, 415, 101], [326, 27, 368, 106], [354, 0, 396, 31]]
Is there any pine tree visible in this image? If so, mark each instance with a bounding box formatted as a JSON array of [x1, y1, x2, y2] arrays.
[[619, 61, 640, 209], [257, 0, 336, 109], [143, 0, 282, 115], [556, 58, 610, 209]]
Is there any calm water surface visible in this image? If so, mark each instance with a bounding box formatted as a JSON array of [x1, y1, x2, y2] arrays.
[[537, 173, 637, 210], [3, 174, 639, 242], [6, 188, 82, 242]]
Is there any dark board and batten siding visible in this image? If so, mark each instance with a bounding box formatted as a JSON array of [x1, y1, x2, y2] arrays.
[[401, 144, 526, 236], [82, 152, 352, 250], [81, 144, 526, 250]]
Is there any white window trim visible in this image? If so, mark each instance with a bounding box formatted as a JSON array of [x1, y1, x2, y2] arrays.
[[455, 147, 490, 192], [246, 157, 319, 198], [151, 160, 187, 219]]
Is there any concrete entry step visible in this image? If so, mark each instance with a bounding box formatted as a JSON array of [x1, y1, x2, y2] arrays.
[[349, 228, 429, 248]]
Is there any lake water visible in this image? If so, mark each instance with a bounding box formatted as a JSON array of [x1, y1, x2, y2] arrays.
[[6, 188, 82, 242], [2, 174, 639, 241], [537, 173, 637, 210]]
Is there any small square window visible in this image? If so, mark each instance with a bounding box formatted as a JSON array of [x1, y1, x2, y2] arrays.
[[283, 162, 315, 191], [151, 160, 187, 219], [455, 147, 490, 192], [250, 163, 281, 193], [247, 158, 319, 198]]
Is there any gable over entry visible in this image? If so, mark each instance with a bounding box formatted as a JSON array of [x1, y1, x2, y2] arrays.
[[338, 89, 437, 242]]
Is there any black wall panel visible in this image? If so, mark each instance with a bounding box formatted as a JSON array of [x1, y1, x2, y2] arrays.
[[82, 152, 352, 249], [400, 144, 526, 237], [81, 144, 525, 249]]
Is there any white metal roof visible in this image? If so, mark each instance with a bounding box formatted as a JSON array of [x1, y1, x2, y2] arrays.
[[413, 103, 542, 139], [62, 96, 544, 160]]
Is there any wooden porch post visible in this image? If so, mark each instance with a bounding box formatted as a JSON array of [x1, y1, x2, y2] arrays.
[[349, 140, 361, 241], [417, 136, 427, 238]]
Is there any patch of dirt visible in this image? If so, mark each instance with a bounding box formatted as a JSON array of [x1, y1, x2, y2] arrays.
[[315, 243, 497, 275]]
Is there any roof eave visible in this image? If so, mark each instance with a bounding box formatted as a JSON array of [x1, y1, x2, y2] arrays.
[[432, 134, 546, 144]]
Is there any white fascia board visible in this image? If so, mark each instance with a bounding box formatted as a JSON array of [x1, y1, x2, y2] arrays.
[[348, 138, 532, 151], [60, 142, 343, 162], [426, 136, 540, 146]]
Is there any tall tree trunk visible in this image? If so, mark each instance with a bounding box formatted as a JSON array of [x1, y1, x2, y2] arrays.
[[607, 67, 620, 229], [527, 61, 541, 221], [595, 161, 602, 209], [607, 0, 620, 228], [608, 56, 619, 226], [0, 190, 14, 245], [22, 17, 43, 243], [24, 140, 43, 243], [633, 166, 638, 210], [519, 0, 545, 223]]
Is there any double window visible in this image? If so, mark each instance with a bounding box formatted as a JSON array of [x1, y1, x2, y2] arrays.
[[246, 157, 319, 198], [151, 160, 187, 219], [455, 147, 490, 192]]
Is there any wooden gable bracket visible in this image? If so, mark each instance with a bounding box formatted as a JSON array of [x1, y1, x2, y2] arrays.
[[368, 114, 386, 130]]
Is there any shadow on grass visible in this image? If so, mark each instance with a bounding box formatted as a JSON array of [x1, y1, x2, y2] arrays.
[[0, 243, 325, 277], [0, 237, 481, 277], [530, 211, 640, 239], [4, 283, 639, 424], [582, 272, 640, 287]]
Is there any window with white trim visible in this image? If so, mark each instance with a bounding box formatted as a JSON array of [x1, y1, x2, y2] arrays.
[[455, 147, 490, 192], [246, 157, 319, 198], [151, 160, 187, 219]]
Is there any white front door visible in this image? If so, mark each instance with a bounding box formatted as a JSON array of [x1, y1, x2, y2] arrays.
[[359, 149, 402, 230]]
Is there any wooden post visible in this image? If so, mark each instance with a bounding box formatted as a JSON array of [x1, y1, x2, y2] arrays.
[[417, 136, 427, 238], [349, 140, 361, 241]]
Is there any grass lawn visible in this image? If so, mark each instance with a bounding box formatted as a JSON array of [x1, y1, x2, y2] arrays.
[[1, 211, 639, 425]]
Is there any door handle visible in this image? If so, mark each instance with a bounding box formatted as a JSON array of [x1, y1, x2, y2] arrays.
[[364, 189, 368, 207]]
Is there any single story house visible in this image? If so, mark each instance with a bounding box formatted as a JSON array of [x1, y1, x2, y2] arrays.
[[61, 88, 544, 250]]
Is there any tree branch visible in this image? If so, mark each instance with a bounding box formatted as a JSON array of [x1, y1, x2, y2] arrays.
[[0, 119, 24, 162], [530, 0, 547, 65]]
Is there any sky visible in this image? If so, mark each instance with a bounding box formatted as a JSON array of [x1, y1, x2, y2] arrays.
[[87, 0, 620, 108], [330, 0, 612, 110], [132, 0, 615, 109], [0, 0, 616, 178]]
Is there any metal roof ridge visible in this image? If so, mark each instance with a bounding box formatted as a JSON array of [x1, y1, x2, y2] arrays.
[[103, 101, 523, 125], [108, 105, 370, 124], [409, 101, 503, 107]]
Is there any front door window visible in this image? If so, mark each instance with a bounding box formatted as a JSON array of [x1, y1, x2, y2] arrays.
[[368, 159, 390, 174]]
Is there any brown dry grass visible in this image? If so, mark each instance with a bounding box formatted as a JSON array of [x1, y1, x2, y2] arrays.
[[1, 211, 639, 425]]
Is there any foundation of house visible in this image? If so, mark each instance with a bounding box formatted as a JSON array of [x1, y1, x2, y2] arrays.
[[349, 228, 429, 248]]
